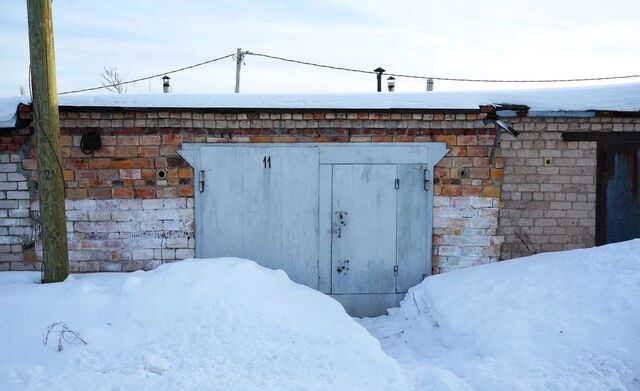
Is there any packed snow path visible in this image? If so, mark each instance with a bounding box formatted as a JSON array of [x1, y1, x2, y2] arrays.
[[361, 240, 640, 391]]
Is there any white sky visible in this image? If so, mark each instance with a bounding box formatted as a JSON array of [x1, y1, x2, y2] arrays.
[[1, 0, 639, 96]]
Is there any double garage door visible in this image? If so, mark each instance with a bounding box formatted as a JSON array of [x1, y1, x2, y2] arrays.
[[180, 143, 447, 315]]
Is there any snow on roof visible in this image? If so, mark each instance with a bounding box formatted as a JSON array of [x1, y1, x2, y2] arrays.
[[0, 96, 27, 128], [0, 84, 638, 128], [54, 83, 640, 112]]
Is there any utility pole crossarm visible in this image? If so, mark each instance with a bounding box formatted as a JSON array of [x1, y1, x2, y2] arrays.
[[27, 0, 70, 283]]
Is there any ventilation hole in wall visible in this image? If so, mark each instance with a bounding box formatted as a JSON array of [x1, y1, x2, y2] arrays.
[[157, 169, 168, 179], [544, 157, 553, 166], [458, 167, 470, 178]]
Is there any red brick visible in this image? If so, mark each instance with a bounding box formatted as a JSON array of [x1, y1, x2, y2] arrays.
[[116, 146, 138, 158], [441, 185, 463, 196], [117, 136, 139, 146], [87, 187, 111, 199], [141, 169, 156, 179], [156, 187, 178, 198], [75, 170, 97, 181], [139, 135, 161, 145], [138, 146, 159, 157], [457, 135, 477, 145], [63, 170, 74, 181], [482, 186, 501, 197], [96, 169, 119, 180], [93, 146, 116, 157], [66, 188, 87, 199], [491, 168, 504, 180], [112, 187, 134, 198], [466, 146, 488, 157], [65, 159, 89, 170], [393, 135, 415, 142], [462, 186, 482, 196], [178, 167, 192, 178], [154, 157, 168, 168], [131, 158, 154, 169], [134, 187, 155, 198], [89, 158, 111, 169], [179, 186, 193, 197], [162, 134, 182, 145], [449, 146, 466, 157], [100, 136, 117, 146], [469, 168, 490, 179], [111, 158, 132, 169]]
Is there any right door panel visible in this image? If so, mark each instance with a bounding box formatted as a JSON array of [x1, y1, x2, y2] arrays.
[[331, 164, 398, 294], [396, 164, 430, 293]]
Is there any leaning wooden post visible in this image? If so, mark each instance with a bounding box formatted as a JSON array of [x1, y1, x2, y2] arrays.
[[26, 0, 69, 282]]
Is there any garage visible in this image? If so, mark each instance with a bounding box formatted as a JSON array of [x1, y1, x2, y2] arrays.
[[180, 143, 447, 315]]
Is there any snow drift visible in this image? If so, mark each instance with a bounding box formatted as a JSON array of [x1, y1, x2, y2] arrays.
[[362, 240, 640, 391], [0, 258, 412, 391]]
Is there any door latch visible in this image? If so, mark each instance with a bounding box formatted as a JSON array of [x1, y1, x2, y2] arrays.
[[333, 211, 348, 238], [393, 265, 398, 276]]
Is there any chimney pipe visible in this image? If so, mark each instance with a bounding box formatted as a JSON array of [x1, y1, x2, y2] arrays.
[[426, 78, 434, 92], [162, 75, 171, 93], [374, 67, 385, 92]]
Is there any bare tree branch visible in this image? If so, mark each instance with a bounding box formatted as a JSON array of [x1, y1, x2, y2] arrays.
[[100, 66, 127, 94]]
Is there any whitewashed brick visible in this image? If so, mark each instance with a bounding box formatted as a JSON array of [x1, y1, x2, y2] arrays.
[[176, 249, 195, 259], [0, 164, 17, 172], [142, 199, 164, 209], [132, 249, 155, 260], [6, 191, 29, 200]]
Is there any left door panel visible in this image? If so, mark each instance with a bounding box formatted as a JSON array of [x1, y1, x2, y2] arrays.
[[199, 146, 320, 289]]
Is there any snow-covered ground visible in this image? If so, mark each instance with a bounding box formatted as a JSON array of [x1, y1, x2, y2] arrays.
[[0, 259, 412, 391], [361, 239, 640, 391], [1, 241, 638, 390]]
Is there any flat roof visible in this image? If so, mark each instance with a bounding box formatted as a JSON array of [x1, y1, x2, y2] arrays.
[[1, 83, 639, 128]]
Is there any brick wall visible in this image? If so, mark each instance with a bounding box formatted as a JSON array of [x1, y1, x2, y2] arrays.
[[3, 108, 637, 274], [0, 108, 507, 273], [0, 133, 37, 271], [498, 116, 640, 259]]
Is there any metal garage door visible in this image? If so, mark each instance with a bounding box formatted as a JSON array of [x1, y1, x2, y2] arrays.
[[179, 143, 447, 316]]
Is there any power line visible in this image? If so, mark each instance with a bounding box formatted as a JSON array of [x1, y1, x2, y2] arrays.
[[246, 52, 375, 76], [58, 53, 235, 95], [245, 51, 640, 83], [55, 50, 640, 96]]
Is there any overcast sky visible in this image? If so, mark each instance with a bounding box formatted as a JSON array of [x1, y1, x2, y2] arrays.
[[1, 0, 639, 97]]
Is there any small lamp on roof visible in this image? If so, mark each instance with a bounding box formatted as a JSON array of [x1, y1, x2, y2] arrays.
[[387, 76, 395, 92], [162, 75, 171, 93]]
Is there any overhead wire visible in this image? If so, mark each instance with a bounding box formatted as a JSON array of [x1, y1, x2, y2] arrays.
[[245, 51, 640, 83], [54, 50, 640, 96], [58, 53, 235, 95]]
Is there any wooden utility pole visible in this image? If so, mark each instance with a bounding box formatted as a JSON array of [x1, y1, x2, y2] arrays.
[[26, 0, 69, 283]]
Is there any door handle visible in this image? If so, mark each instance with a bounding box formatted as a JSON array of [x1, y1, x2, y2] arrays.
[[334, 211, 347, 227], [333, 211, 347, 238]]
